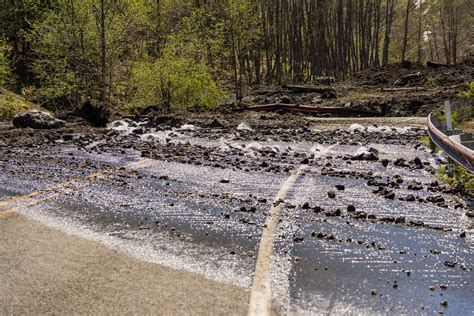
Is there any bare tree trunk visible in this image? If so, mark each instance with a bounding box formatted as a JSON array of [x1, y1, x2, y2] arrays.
[[401, 0, 412, 61], [100, 0, 106, 106]]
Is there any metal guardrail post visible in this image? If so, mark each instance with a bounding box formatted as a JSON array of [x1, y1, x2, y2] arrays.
[[444, 101, 453, 131]]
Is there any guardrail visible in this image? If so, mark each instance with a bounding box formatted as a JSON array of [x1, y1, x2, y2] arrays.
[[427, 112, 474, 173]]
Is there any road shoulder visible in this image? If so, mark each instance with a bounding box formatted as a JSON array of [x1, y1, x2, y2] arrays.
[[0, 214, 249, 315]]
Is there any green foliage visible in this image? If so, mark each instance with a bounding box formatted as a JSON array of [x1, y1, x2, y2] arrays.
[[458, 82, 474, 101], [125, 55, 223, 112], [28, 0, 149, 106], [0, 39, 11, 85], [0, 87, 41, 118], [433, 109, 460, 127], [438, 164, 474, 197]]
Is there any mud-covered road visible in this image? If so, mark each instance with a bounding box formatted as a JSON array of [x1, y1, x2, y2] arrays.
[[0, 114, 472, 314]]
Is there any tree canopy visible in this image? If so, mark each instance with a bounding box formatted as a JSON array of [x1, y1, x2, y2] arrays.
[[0, 0, 472, 111]]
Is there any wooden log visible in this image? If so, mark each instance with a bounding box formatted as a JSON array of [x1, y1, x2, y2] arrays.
[[247, 103, 379, 117], [427, 61, 448, 68], [381, 87, 428, 92]]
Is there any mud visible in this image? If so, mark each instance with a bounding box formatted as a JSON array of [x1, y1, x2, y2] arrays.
[[0, 113, 472, 314]]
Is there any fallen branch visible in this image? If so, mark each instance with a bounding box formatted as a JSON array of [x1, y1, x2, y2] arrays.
[[247, 103, 379, 116], [381, 87, 428, 92]]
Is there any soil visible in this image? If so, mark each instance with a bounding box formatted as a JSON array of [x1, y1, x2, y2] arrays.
[[241, 60, 474, 117]]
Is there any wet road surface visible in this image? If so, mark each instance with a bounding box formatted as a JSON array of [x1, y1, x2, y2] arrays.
[[0, 120, 472, 315]]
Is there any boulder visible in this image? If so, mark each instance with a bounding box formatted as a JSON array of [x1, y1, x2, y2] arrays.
[[12, 110, 65, 129]]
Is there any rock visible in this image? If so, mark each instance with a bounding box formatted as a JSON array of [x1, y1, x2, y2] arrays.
[[311, 231, 325, 238], [321, 89, 337, 99], [62, 134, 75, 141], [347, 205, 356, 212], [385, 191, 395, 199], [466, 211, 474, 218], [208, 118, 225, 128], [280, 95, 292, 104], [301, 202, 310, 210], [444, 261, 456, 268], [293, 236, 304, 242], [371, 289, 377, 295], [325, 209, 341, 217], [335, 184, 345, 191], [405, 194, 416, 202], [132, 127, 145, 135], [394, 71, 422, 86], [327, 190, 336, 199], [220, 178, 230, 184], [395, 217, 406, 224], [440, 300, 448, 306], [409, 220, 424, 227], [381, 159, 390, 167], [394, 158, 406, 167], [13, 110, 65, 129], [459, 231, 466, 238], [413, 157, 423, 166], [408, 180, 423, 191], [352, 211, 367, 219]]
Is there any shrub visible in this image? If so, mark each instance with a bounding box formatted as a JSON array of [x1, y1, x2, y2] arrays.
[[125, 55, 224, 112], [438, 165, 474, 197]]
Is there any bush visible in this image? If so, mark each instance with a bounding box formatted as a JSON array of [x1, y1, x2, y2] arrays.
[[458, 82, 474, 101], [125, 56, 224, 112], [438, 164, 474, 197]]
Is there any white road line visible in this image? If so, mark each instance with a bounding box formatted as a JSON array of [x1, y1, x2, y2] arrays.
[[248, 145, 335, 316]]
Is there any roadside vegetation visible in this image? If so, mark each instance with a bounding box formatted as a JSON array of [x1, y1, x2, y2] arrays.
[[430, 82, 474, 196], [0, 87, 43, 118], [438, 165, 474, 197]]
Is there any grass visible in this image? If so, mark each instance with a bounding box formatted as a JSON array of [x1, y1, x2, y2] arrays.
[[438, 164, 474, 197], [0, 87, 44, 118]]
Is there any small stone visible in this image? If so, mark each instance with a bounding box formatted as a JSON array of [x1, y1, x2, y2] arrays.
[[371, 289, 377, 295], [335, 184, 345, 191], [440, 300, 448, 306], [444, 261, 456, 268], [220, 178, 230, 184], [395, 217, 406, 224], [460, 231, 466, 238], [347, 205, 356, 212], [328, 190, 336, 199], [301, 202, 311, 210]]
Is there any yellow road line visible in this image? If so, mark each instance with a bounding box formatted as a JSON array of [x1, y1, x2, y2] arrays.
[[0, 159, 149, 208], [248, 145, 335, 316], [0, 194, 59, 219], [0, 158, 151, 218]]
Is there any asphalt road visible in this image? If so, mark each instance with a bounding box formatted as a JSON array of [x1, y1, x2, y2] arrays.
[[0, 118, 472, 315]]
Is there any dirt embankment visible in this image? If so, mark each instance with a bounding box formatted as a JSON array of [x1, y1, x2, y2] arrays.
[[241, 60, 474, 117]]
